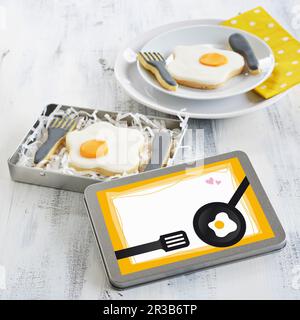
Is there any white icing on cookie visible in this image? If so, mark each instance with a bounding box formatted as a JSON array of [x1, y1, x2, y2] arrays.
[[66, 121, 145, 174], [167, 45, 245, 88]]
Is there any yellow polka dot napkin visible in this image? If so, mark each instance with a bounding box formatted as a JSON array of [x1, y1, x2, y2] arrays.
[[222, 6, 300, 99]]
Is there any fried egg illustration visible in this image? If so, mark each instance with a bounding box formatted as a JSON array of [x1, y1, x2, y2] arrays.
[[208, 212, 238, 238], [66, 121, 145, 176], [167, 45, 245, 89]]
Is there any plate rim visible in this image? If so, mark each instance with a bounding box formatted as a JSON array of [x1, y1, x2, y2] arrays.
[[137, 23, 275, 100], [114, 18, 289, 119]]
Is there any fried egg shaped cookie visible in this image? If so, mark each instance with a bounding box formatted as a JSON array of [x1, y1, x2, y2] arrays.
[[66, 121, 146, 176], [167, 45, 245, 89]]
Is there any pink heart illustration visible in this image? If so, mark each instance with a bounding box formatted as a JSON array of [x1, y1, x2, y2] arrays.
[[215, 180, 221, 185], [206, 177, 214, 185]]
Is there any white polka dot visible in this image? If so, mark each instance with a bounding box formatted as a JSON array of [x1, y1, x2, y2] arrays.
[[282, 37, 289, 42], [249, 21, 256, 26], [280, 83, 287, 88], [231, 20, 237, 25], [260, 85, 267, 89], [277, 50, 285, 54], [264, 37, 270, 42], [268, 23, 275, 28], [254, 9, 261, 13], [292, 60, 299, 65], [297, 49, 300, 53], [286, 71, 293, 76]]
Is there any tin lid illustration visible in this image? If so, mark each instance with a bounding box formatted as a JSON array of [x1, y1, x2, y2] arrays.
[[84, 151, 286, 288]]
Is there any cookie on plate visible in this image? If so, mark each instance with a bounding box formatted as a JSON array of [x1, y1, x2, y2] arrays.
[[167, 45, 245, 89]]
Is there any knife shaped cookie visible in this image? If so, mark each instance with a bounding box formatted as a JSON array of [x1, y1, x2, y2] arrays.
[[229, 33, 260, 74]]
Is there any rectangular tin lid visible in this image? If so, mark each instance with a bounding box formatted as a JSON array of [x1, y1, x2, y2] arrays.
[[84, 151, 286, 288]]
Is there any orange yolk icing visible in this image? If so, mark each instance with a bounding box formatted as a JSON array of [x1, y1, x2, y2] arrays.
[[199, 53, 228, 67], [80, 139, 108, 158], [214, 221, 225, 229]]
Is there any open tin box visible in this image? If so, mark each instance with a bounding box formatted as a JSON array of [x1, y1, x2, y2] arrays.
[[8, 104, 188, 193]]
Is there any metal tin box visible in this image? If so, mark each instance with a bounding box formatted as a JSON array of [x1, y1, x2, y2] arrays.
[[84, 151, 286, 288], [8, 104, 186, 193]]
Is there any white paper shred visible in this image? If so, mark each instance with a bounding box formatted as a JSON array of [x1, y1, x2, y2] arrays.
[[16, 105, 187, 181]]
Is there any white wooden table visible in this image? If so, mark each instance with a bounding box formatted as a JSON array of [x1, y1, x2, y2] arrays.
[[1, 0, 300, 299]]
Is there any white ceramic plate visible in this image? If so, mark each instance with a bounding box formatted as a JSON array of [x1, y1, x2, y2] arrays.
[[114, 19, 288, 119], [137, 25, 275, 100]]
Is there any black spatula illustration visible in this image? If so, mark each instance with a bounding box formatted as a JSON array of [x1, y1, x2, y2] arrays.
[[115, 231, 189, 260]]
